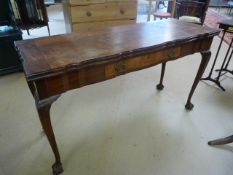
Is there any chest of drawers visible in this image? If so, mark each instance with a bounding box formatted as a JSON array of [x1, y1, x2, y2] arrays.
[[63, 0, 137, 32]]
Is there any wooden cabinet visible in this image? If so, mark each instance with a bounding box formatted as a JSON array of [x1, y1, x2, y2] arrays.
[[63, 0, 137, 33]]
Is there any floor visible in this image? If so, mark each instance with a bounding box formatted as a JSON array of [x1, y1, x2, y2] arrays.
[[1, 4, 233, 175]]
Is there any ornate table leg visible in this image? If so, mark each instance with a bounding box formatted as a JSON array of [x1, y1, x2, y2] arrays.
[[156, 62, 166, 90], [185, 50, 211, 110], [36, 96, 63, 175], [208, 135, 233, 145]]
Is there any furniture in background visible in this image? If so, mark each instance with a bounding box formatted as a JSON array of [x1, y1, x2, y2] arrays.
[[148, 0, 209, 23], [0, 0, 15, 26], [0, 26, 22, 75], [227, 0, 233, 14], [209, 0, 229, 7], [10, 0, 50, 35], [44, 0, 62, 5], [0, 0, 22, 75], [202, 19, 233, 91], [153, 0, 176, 20], [15, 19, 219, 175], [207, 18, 233, 141], [175, 0, 207, 25], [62, 0, 137, 33]]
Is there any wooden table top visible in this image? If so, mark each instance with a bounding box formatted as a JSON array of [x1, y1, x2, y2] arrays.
[[15, 19, 219, 81]]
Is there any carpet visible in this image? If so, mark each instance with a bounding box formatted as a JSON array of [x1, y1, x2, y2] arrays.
[[204, 9, 233, 47]]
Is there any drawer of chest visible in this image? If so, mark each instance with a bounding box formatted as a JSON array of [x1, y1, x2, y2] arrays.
[[70, 2, 137, 23], [69, 0, 105, 5], [72, 19, 136, 32], [69, 0, 137, 5]]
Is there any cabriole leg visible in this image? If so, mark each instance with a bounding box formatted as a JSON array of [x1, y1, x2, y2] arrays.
[[156, 62, 166, 90], [37, 98, 63, 175], [185, 50, 211, 110]]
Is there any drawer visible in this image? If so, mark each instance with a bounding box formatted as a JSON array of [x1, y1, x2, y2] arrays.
[[105, 47, 181, 78], [69, 0, 105, 5], [70, 2, 137, 23], [69, 0, 137, 5], [72, 19, 136, 32], [164, 47, 181, 60]]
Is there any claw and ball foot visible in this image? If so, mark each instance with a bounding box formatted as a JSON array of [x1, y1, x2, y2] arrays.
[[185, 102, 194, 110], [156, 83, 164, 90], [52, 162, 63, 175]]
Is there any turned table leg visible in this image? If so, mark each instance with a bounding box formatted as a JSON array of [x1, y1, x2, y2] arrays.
[[208, 135, 233, 145], [156, 62, 166, 90], [185, 50, 211, 110], [36, 97, 63, 175]]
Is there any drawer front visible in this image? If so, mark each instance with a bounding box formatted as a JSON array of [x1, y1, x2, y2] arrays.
[[70, 2, 137, 23], [69, 0, 105, 5], [72, 19, 136, 32], [69, 0, 137, 5], [105, 47, 181, 78]]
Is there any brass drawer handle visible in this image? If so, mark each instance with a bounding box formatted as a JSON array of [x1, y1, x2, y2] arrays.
[[115, 62, 126, 74], [167, 48, 176, 59]]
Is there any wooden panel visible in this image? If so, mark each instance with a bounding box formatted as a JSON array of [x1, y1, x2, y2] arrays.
[[69, 0, 137, 5], [69, 0, 106, 5], [72, 19, 136, 32], [70, 2, 137, 23]]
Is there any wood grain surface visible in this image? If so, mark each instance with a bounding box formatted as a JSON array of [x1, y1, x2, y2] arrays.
[[15, 19, 218, 81]]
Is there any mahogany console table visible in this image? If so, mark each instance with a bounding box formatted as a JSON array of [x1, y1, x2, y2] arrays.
[[15, 19, 219, 175]]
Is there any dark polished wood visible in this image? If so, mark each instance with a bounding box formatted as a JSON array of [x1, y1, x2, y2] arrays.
[[185, 50, 211, 110], [11, 0, 50, 35], [208, 135, 233, 145], [15, 19, 219, 175]]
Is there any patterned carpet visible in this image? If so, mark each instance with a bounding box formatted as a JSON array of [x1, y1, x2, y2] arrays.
[[204, 9, 232, 47]]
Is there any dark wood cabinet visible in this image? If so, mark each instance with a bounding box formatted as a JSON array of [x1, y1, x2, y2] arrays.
[[0, 26, 22, 75], [11, 0, 50, 35]]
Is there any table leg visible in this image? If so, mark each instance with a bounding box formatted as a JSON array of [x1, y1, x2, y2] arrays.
[[36, 98, 63, 175], [215, 37, 233, 83], [185, 50, 211, 110], [156, 62, 166, 90], [201, 31, 226, 91], [215, 40, 233, 77], [208, 135, 233, 145]]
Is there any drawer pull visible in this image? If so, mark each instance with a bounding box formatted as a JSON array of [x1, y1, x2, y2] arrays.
[[86, 11, 92, 17], [115, 62, 126, 74], [120, 9, 125, 15], [167, 48, 176, 59]]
